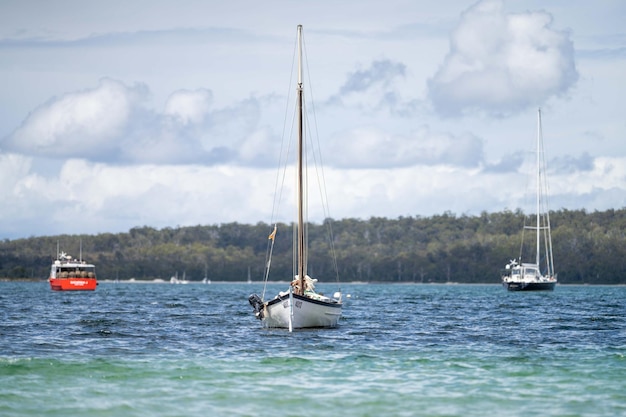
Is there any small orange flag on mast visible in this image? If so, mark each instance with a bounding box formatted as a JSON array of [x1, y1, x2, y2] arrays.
[[268, 225, 277, 241]]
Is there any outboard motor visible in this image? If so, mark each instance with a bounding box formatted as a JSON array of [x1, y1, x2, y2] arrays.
[[248, 294, 264, 320]]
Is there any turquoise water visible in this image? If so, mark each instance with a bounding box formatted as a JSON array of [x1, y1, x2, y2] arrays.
[[1, 282, 624, 416]]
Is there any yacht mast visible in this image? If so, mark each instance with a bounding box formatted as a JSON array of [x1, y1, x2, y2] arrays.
[[296, 24, 306, 294], [536, 108, 541, 269]]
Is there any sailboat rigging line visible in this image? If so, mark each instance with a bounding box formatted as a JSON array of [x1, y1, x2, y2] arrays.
[[261, 104, 296, 297], [301, 34, 342, 287], [304, 108, 342, 285], [268, 37, 298, 226], [538, 110, 555, 277], [261, 36, 300, 299], [520, 112, 541, 266], [261, 224, 277, 301]]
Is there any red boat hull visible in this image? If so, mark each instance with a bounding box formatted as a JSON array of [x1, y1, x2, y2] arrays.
[[49, 278, 97, 291]]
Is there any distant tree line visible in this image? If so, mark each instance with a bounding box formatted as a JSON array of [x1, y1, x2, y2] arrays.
[[1, 208, 625, 284]]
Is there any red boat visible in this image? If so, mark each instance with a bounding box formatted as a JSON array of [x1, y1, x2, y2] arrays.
[[49, 251, 98, 291]]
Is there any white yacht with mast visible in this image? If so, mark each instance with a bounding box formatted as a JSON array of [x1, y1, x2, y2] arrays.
[[502, 109, 557, 291]]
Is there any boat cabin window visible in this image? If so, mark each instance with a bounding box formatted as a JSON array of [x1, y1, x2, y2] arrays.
[[55, 266, 96, 278], [524, 267, 538, 276]]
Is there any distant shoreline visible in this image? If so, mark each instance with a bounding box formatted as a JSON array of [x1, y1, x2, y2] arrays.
[[1, 278, 624, 286]]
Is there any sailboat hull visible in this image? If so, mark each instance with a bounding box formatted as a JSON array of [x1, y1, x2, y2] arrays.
[[262, 293, 342, 329], [503, 281, 555, 291]]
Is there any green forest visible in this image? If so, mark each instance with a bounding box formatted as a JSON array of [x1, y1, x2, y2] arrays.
[[1, 208, 625, 284]]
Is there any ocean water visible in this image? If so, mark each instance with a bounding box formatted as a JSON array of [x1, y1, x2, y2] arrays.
[[0, 281, 624, 417]]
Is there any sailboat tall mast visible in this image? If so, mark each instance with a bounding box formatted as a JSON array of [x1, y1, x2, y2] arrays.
[[536, 109, 542, 269], [296, 24, 306, 295]]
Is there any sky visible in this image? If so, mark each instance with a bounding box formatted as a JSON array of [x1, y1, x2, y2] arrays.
[[1, 0, 625, 239]]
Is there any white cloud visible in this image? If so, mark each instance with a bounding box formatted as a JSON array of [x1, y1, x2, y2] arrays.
[[326, 126, 483, 169], [4, 78, 148, 160], [0, 149, 624, 240], [427, 0, 578, 116], [322, 155, 626, 221], [0, 153, 32, 195], [548, 156, 626, 197], [339, 60, 406, 94], [164, 89, 213, 125], [2, 80, 272, 166], [0, 158, 277, 237], [327, 59, 421, 117]]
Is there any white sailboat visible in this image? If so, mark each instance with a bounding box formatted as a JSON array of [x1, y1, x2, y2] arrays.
[[248, 25, 342, 330], [502, 109, 557, 291]]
